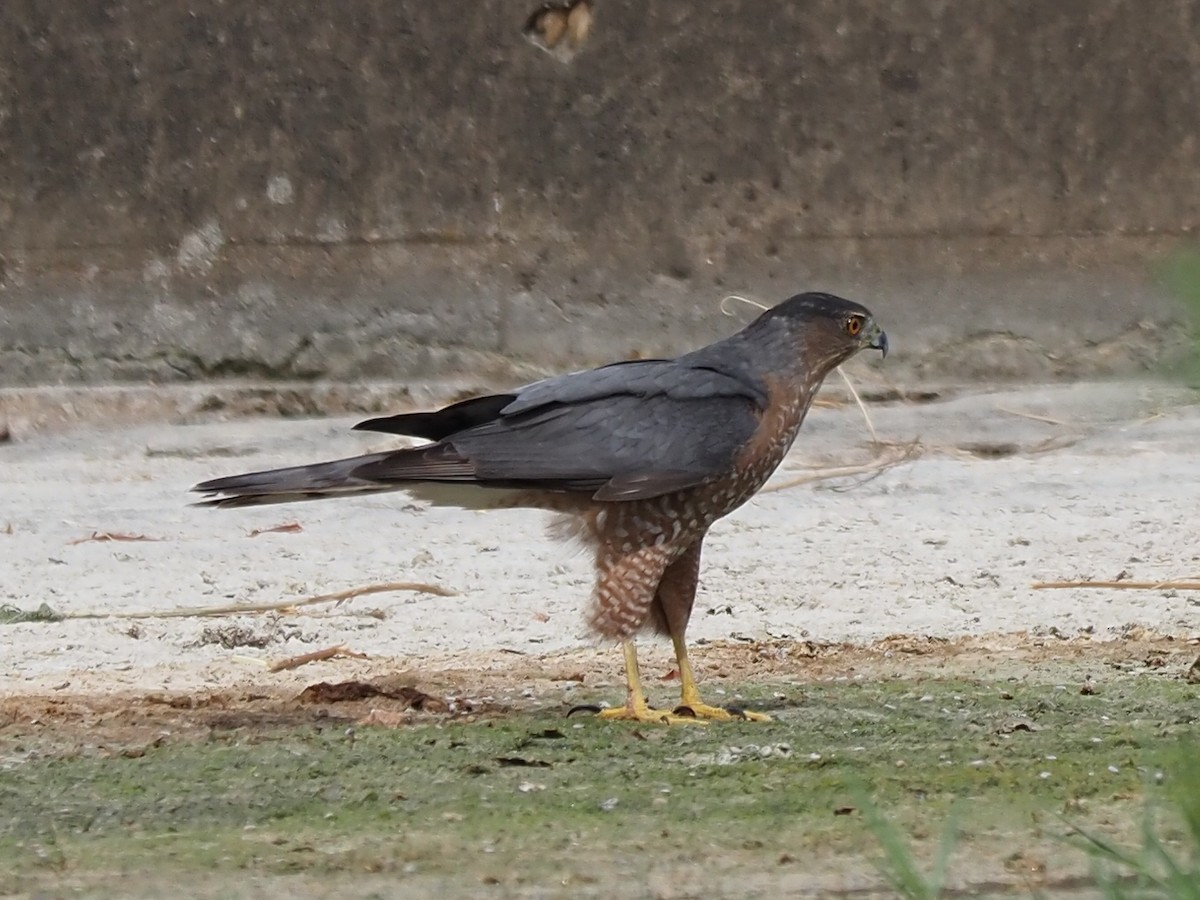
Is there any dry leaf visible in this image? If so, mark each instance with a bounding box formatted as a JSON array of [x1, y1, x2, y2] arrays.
[[299, 681, 447, 713], [358, 708, 413, 728]]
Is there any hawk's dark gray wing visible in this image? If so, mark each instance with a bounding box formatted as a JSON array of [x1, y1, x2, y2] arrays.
[[352, 358, 767, 439], [355, 358, 766, 500], [194, 357, 767, 507], [498, 357, 768, 415]]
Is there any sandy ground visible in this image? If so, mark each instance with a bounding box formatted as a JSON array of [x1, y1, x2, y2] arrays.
[[2, 380, 1198, 699]]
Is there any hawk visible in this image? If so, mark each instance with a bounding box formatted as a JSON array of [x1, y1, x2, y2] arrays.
[[194, 292, 888, 723]]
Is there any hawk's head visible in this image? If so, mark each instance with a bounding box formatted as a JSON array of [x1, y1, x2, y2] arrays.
[[755, 291, 888, 373]]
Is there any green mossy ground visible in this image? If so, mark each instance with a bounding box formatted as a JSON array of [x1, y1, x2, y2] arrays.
[[2, 673, 1195, 897]]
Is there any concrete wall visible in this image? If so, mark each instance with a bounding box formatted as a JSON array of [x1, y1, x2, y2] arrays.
[[1, 0, 1198, 386]]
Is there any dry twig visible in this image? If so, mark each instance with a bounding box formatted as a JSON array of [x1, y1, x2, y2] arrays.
[[69, 531, 161, 545], [719, 293, 882, 441], [719, 293, 769, 316], [65, 580, 456, 620], [1033, 580, 1200, 592], [994, 406, 1070, 427], [268, 644, 368, 672], [811, 396, 847, 409], [837, 365, 879, 444], [249, 522, 303, 537], [762, 442, 920, 494]]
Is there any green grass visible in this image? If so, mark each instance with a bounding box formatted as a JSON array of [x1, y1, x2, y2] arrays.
[[0, 602, 62, 624], [1161, 247, 1200, 383], [853, 746, 1200, 900], [1, 674, 1196, 897], [858, 789, 961, 899], [1069, 748, 1200, 899]]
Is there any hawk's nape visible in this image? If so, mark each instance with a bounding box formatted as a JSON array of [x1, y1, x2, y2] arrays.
[[194, 291, 888, 724]]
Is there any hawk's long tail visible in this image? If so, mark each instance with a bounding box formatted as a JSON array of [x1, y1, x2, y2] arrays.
[[192, 451, 403, 508]]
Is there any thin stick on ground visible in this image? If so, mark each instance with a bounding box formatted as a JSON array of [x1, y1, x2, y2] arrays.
[[811, 396, 847, 409], [69, 531, 162, 545], [268, 644, 369, 672], [761, 442, 920, 494], [994, 406, 1070, 427], [1033, 580, 1200, 591], [64, 581, 456, 620]]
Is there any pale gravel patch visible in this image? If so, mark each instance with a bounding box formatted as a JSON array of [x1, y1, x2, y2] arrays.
[[1, 381, 1197, 693]]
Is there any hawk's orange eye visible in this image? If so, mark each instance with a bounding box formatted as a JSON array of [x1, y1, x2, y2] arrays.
[[846, 317, 863, 336]]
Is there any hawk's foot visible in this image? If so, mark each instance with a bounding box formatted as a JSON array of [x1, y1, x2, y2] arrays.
[[574, 640, 708, 724], [673, 700, 772, 722], [669, 634, 772, 721], [582, 699, 707, 726]]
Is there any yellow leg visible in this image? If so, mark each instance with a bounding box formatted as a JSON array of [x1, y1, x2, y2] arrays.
[[595, 641, 705, 725], [672, 634, 771, 722]]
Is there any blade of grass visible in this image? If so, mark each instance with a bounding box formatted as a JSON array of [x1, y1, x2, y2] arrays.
[[1064, 746, 1200, 899], [851, 781, 959, 900]]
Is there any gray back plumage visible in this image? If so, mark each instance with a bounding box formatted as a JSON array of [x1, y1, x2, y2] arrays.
[[356, 351, 766, 500]]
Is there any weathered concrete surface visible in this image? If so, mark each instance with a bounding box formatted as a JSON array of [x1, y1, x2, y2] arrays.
[[1, 1, 1198, 386]]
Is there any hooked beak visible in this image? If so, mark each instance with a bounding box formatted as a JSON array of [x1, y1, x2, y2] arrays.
[[866, 323, 889, 359]]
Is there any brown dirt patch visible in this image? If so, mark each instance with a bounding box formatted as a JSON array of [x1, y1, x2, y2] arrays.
[[4, 630, 1194, 755]]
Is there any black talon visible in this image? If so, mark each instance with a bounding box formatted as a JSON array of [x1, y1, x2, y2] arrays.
[[724, 706, 748, 720], [672, 705, 698, 718], [566, 704, 603, 717]]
